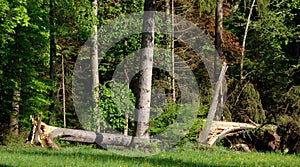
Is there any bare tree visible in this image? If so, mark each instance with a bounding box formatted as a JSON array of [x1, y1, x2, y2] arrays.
[[135, 0, 156, 140], [240, 0, 256, 81], [90, 0, 100, 132]]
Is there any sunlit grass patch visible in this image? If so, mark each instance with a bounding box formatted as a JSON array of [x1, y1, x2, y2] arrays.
[[0, 146, 299, 167]]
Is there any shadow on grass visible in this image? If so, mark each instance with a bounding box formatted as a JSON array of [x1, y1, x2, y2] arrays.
[[0, 164, 13, 167], [2, 148, 234, 167]]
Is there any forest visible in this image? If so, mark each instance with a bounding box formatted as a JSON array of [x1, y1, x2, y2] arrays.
[[0, 0, 299, 157]]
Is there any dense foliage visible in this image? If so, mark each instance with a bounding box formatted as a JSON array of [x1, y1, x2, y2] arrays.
[[0, 0, 299, 151]]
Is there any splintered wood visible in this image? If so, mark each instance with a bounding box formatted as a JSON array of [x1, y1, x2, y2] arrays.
[[207, 121, 257, 146]]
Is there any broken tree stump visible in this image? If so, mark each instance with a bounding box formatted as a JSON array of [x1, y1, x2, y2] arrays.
[[207, 121, 257, 146]]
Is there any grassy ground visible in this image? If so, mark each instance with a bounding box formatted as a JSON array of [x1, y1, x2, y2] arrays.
[[0, 144, 299, 167]]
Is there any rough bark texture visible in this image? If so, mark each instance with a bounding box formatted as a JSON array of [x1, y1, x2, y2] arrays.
[[135, 0, 156, 139]]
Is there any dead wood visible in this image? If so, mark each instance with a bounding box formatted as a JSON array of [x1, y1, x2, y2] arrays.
[[207, 121, 257, 146], [26, 115, 133, 149]]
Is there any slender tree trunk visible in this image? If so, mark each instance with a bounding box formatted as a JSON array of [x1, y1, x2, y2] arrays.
[[61, 55, 66, 128], [49, 0, 56, 120], [214, 0, 223, 83], [165, 0, 175, 103], [10, 89, 20, 135], [199, 63, 227, 144], [10, 57, 22, 136], [123, 40, 129, 136], [171, 0, 175, 103], [91, 0, 100, 132], [214, 0, 223, 121], [135, 0, 156, 139], [240, 0, 255, 81]]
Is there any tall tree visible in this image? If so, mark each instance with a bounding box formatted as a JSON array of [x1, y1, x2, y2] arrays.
[[214, 0, 223, 121], [90, 0, 100, 132], [214, 0, 223, 81], [171, 0, 175, 103], [49, 0, 56, 116], [61, 54, 66, 128], [135, 0, 156, 139]]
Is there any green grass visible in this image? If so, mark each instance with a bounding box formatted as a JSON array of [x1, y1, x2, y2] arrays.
[[0, 146, 299, 167]]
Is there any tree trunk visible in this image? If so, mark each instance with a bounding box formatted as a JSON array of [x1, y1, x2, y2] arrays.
[[165, 0, 175, 103], [27, 116, 132, 149], [135, 0, 156, 140], [123, 40, 129, 136], [214, 0, 224, 121], [199, 63, 227, 144], [240, 0, 255, 81], [49, 0, 56, 116], [171, 0, 175, 103], [214, 0, 223, 83], [61, 54, 66, 128], [10, 89, 20, 136], [91, 0, 100, 132]]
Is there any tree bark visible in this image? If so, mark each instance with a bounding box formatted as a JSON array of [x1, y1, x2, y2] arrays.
[[90, 0, 100, 132], [135, 0, 156, 139], [214, 0, 223, 83], [27, 116, 132, 149], [214, 0, 224, 121]]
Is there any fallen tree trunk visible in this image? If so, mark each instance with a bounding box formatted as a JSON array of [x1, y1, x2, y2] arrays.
[[26, 115, 132, 149], [49, 128, 133, 149]]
